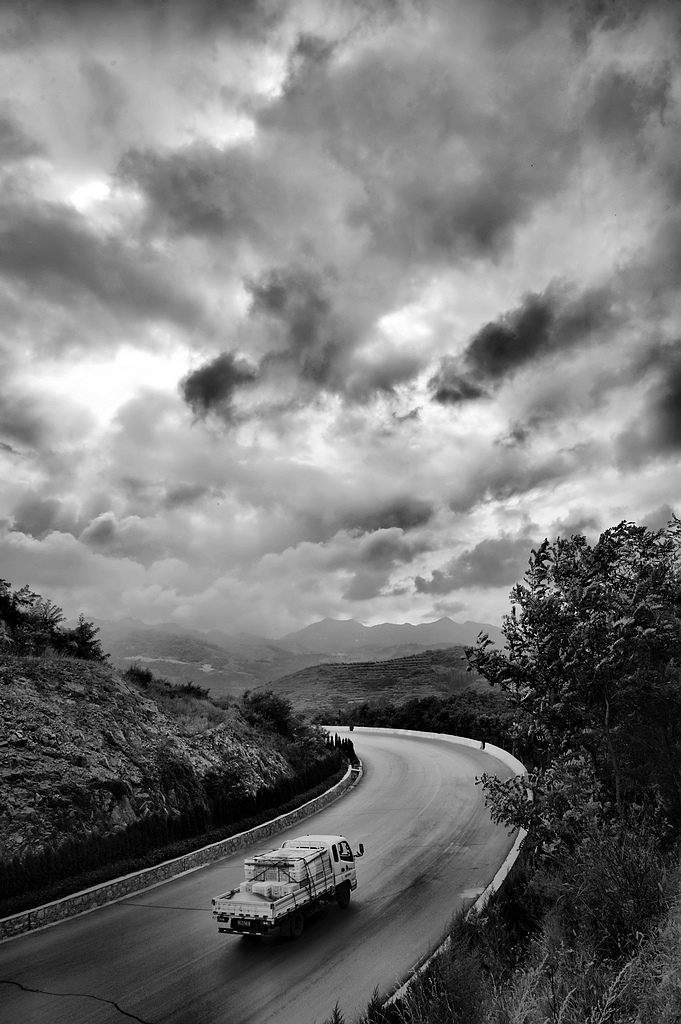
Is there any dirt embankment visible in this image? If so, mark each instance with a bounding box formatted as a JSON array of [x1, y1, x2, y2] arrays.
[[0, 655, 291, 863]]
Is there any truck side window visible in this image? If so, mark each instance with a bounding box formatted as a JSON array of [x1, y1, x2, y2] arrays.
[[332, 844, 339, 862], [338, 841, 353, 861]]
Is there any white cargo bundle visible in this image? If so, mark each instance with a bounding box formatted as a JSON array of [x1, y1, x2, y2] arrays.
[[244, 847, 332, 887]]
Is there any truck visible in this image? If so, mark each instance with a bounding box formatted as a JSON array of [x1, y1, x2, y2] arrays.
[[211, 834, 365, 940]]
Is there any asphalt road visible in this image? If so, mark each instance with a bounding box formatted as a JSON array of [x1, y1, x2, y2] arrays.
[[0, 729, 517, 1024]]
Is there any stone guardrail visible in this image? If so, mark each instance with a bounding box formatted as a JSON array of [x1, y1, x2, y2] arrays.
[[325, 726, 528, 1009], [0, 760, 361, 942]]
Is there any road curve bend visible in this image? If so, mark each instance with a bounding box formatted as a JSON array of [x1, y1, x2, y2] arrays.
[[0, 730, 518, 1024]]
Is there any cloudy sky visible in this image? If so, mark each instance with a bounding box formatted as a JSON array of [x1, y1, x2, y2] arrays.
[[1, 0, 680, 636]]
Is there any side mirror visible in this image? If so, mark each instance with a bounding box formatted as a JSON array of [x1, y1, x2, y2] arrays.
[[355, 843, 364, 858]]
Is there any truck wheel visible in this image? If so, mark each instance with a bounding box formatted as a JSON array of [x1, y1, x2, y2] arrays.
[[288, 911, 305, 939], [336, 883, 351, 909]]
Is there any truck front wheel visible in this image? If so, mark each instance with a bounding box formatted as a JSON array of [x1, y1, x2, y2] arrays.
[[336, 883, 351, 909]]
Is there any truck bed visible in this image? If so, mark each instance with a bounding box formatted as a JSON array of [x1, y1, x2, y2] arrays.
[[212, 878, 335, 925]]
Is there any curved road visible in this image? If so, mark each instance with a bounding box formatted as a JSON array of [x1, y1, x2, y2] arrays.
[[0, 730, 517, 1024]]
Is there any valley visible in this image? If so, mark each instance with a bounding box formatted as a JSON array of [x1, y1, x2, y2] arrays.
[[92, 615, 504, 699]]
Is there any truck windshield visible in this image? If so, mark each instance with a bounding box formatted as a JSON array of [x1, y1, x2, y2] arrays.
[[337, 841, 353, 862]]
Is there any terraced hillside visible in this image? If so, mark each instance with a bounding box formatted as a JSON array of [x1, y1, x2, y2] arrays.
[[255, 646, 490, 716]]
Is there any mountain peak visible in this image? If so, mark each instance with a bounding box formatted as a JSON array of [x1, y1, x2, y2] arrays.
[[278, 615, 503, 653]]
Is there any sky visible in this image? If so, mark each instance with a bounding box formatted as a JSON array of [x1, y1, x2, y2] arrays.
[[1, 0, 680, 637]]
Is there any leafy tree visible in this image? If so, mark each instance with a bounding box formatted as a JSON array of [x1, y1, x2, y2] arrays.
[[241, 690, 297, 738], [468, 519, 681, 848], [0, 579, 107, 661], [0, 579, 39, 630], [61, 614, 108, 661]]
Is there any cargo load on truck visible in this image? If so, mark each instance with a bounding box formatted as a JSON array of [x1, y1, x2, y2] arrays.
[[211, 834, 364, 940]]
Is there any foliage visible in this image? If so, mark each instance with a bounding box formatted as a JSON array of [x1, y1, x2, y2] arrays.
[[123, 662, 155, 687], [325, 690, 521, 755], [328, 731, 359, 765], [328, 517, 681, 1024], [124, 663, 211, 703], [66, 614, 108, 661], [467, 519, 681, 848], [240, 689, 298, 738], [0, 579, 107, 661], [343, 842, 680, 1024]]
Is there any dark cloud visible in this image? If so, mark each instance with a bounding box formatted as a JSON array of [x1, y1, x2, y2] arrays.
[[446, 442, 588, 515], [636, 215, 681, 298], [414, 535, 534, 594], [0, 111, 44, 164], [341, 525, 432, 602], [283, 32, 337, 93], [119, 146, 401, 400], [342, 496, 434, 534], [259, 15, 581, 265], [81, 60, 127, 139], [466, 292, 556, 379], [11, 496, 62, 539], [357, 530, 430, 568], [342, 569, 390, 602], [79, 512, 166, 566], [566, 0, 681, 42], [549, 511, 600, 539], [638, 504, 677, 532], [117, 145, 254, 240], [80, 515, 116, 546], [467, 285, 614, 379], [429, 284, 617, 404], [0, 0, 287, 46], [428, 359, 487, 406], [180, 351, 259, 420], [162, 483, 211, 510], [116, 5, 597, 412], [393, 407, 421, 423], [250, 267, 357, 389], [614, 342, 681, 465], [0, 390, 49, 449], [423, 598, 468, 618], [587, 65, 670, 150], [345, 351, 426, 402], [0, 201, 203, 335]]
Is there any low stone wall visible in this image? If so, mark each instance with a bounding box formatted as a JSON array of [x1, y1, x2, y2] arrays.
[[1, 762, 360, 942]]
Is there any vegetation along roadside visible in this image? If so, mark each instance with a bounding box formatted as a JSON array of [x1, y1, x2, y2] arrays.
[[324, 519, 681, 1023]]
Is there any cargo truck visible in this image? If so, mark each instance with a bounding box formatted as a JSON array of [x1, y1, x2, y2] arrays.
[[211, 834, 364, 939]]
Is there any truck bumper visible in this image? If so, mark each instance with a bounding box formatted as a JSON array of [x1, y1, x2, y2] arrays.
[[215, 916, 277, 936]]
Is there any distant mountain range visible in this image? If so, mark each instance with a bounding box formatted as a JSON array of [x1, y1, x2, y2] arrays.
[[279, 616, 503, 653], [87, 616, 504, 699]]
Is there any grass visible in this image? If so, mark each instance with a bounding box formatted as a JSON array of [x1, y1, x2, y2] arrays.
[[325, 845, 681, 1024]]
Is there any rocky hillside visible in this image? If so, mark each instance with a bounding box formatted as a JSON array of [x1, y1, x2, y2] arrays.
[[0, 654, 293, 864]]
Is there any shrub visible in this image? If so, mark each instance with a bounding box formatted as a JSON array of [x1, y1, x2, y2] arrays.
[[123, 662, 155, 687], [552, 813, 673, 959]]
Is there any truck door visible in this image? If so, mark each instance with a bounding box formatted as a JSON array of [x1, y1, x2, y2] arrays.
[[333, 840, 355, 884]]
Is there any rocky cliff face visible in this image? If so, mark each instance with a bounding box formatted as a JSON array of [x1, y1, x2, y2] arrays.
[[0, 655, 292, 863]]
